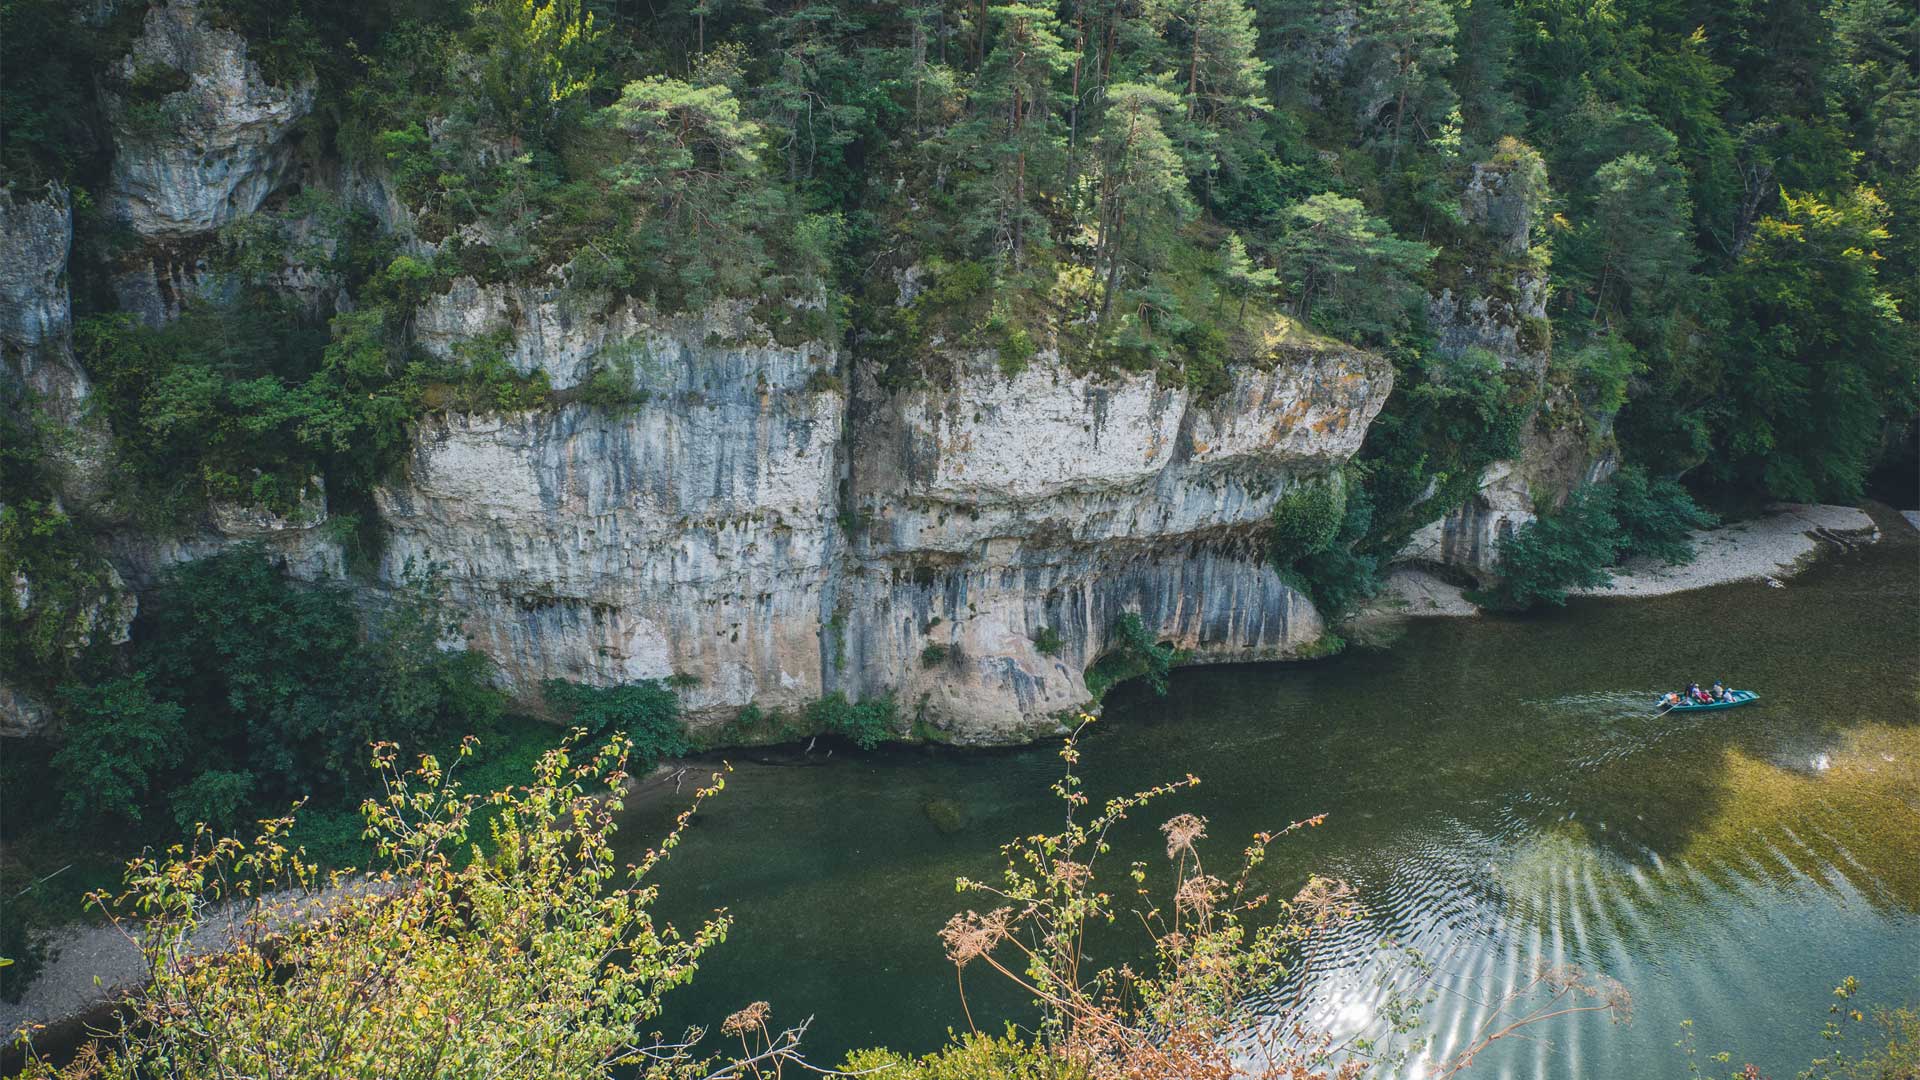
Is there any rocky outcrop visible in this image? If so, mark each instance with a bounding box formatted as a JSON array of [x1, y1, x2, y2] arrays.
[[101, 0, 315, 322], [836, 350, 1386, 737], [0, 184, 120, 516], [104, 0, 314, 240], [374, 295, 1391, 741], [1, 184, 77, 365], [1401, 144, 1613, 578], [375, 302, 846, 726]]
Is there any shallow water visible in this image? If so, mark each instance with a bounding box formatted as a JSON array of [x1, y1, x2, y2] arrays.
[[617, 526, 1920, 1077]]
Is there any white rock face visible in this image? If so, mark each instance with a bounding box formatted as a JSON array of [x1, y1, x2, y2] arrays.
[[0, 183, 76, 364], [104, 0, 315, 241], [837, 347, 1387, 738], [377, 302, 846, 724], [377, 291, 1393, 741], [413, 279, 703, 391]]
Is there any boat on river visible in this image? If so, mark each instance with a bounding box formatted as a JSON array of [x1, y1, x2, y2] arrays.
[[1662, 689, 1760, 713]]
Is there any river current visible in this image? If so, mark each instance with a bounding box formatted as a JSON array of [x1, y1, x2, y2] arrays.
[[617, 522, 1919, 1077]]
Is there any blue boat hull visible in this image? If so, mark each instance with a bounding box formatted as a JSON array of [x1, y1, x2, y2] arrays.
[[1662, 690, 1759, 713]]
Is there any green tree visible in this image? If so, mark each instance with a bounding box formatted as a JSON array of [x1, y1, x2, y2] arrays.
[[1571, 150, 1695, 331], [1216, 231, 1278, 322], [1090, 81, 1192, 319], [1354, 0, 1457, 165], [598, 75, 780, 305], [1711, 188, 1915, 501], [1177, 0, 1267, 152], [1274, 192, 1436, 342], [758, 3, 869, 188], [51, 673, 185, 827], [542, 678, 689, 765], [1480, 484, 1623, 609], [958, 2, 1074, 267], [1608, 464, 1714, 564], [467, 0, 602, 140]]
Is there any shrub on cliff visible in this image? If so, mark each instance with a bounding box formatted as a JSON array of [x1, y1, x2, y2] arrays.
[[1285, 484, 1385, 620], [1084, 613, 1181, 700], [1269, 473, 1348, 569], [804, 692, 898, 750]]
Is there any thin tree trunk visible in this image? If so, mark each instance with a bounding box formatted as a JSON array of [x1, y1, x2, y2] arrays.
[[1388, 56, 1409, 167], [1066, 2, 1085, 185], [1186, 0, 1202, 121]]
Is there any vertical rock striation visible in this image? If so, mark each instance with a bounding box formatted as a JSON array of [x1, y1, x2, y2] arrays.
[[373, 289, 1392, 741]]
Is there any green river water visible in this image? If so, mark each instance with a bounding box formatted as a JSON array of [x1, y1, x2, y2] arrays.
[[616, 523, 1920, 1078]]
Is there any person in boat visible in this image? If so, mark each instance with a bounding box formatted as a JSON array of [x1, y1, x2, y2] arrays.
[[1661, 691, 1682, 708], [1688, 682, 1703, 703], [1711, 681, 1726, 701]]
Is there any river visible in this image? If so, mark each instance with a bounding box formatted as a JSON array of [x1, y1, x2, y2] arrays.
[[616, 523, 1920, 1078]]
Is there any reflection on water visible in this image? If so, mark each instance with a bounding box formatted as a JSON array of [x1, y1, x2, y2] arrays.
[[617, 526, 1920, 1077]]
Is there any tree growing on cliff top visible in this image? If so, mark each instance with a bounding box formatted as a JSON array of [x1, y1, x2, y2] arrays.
[[1275, 192, 1436, 344]]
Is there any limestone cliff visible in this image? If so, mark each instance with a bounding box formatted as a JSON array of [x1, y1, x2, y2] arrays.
[[3, 1, 1396, 744], [0, 185, 137, 736], [375, 289, 1390, 742]]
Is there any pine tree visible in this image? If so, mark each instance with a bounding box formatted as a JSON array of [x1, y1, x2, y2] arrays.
[[1180, 0, 1265, 126], [1091, 80, 1191, 318], [1275, 192, 1435, 341], [1217, 232, 1278, 323], [961, 3, 1074, 267], [1579, 151, 1695, 331], [1355, 0, 1457, 165]]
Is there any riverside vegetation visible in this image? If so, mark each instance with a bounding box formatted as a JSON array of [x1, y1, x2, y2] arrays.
[[9, 721, 1916, 1079], [2, 0, 1918, 1067]]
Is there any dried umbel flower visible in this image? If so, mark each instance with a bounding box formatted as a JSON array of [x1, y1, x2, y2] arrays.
[[1174, 873, 1225, 918], [721, 1000, 770, 1036], [1539, 963, 1634, 1024], [939, 907, 1012, 967], [1161, 813, 1207, 859], [1292, 875, 1356, 925], [1051, 859, 1090, 888]]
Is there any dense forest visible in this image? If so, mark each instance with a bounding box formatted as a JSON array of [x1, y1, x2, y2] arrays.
[[5, 0, 1915, 507], [4, 0, 1917, 913], [1, 0, 1917, 1072]]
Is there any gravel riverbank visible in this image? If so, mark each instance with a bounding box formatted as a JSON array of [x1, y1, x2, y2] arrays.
[[1373, 503, 1888, 618]]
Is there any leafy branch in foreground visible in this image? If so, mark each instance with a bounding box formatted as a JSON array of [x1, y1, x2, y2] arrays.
[[9, 734, 813, 1080]]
